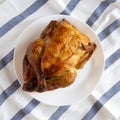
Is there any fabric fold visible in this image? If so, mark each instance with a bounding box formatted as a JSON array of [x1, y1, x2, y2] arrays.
[[0, 0, 120, 120]]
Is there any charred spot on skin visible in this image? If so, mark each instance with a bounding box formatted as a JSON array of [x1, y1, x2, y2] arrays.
[[35, 85, 46, 92], [39, 85, 45, 90], [22, 83, 34, 92], [29, 79, 37, 89], [24, 78, 37, 91]]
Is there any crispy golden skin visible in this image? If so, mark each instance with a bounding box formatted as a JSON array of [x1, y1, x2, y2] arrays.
[[23, 19, 96, 92]]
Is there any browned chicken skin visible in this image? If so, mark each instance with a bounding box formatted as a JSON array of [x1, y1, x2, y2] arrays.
[[23, 19, 96, 92]]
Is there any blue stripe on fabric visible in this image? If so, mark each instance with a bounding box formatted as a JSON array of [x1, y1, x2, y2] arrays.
[[61, 0, 80, 15], [48, 106, 70, 120], [0, 0, 119, 119], [0, 0, 48, 37], [0, 49, 14, 70], [105, 48, 120, 69], [0, 80, 20, 106], [11, 98, 40, 120], [82, 81, 120, 120], [86, 0, 116, 27], [98, 19, 120, 41]]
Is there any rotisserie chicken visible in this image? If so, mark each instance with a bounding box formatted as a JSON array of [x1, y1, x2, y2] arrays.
[[23, 19, 96, 92]]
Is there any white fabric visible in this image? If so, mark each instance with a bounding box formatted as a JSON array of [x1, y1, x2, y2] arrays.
[[0, 0, 120, 120]]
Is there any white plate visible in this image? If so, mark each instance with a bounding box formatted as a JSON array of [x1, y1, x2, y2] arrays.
[[14, 15, 104, 106]]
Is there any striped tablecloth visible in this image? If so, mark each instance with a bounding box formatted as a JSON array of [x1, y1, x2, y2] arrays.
[[0, 0, 120, 120]]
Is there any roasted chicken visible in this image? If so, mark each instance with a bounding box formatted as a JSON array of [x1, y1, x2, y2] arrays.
[[23, 19, 96, 92]]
